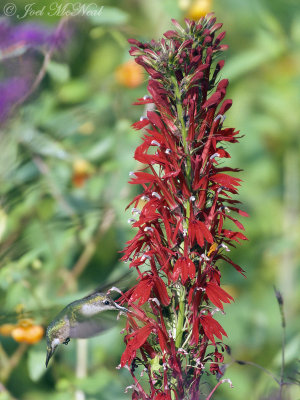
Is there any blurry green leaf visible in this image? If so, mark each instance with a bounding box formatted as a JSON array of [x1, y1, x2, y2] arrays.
[[89, 7, 129, 25], [21, 128, 69, 160], [0, 392, 13, 400], [86, 136, 114, 161], [56, 378, 72, 391], [76, 370, 114, 394], [47, 61, 70, 83], [0, 208, 7, 242], [291, 15, 300, 44], [224, 48, 273, 81], [150, 355, 161, 372], [28, 349, 46, 381], [58, 80, 90, 104]]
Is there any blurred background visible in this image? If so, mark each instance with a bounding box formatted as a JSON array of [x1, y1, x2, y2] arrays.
[[0, 0, 299, 399]]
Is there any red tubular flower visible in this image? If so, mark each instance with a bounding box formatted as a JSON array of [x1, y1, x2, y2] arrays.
[[120, 14, 248, 399]]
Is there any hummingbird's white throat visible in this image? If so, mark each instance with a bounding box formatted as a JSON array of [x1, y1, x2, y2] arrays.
[[52, 338, 60, 348]]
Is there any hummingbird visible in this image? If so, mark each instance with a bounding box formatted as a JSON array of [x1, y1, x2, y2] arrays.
[[45, 290, 128, 367]]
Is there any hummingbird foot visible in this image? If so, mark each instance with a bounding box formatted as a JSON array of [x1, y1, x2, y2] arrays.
[[63, 337, 70, 345]]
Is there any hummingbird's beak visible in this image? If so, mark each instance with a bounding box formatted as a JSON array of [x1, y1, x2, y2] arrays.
[[45, 347, 54, 368], [114, 303, 128, 313]]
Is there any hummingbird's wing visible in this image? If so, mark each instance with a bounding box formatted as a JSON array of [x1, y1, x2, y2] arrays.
[[68, 310, 117, 339]]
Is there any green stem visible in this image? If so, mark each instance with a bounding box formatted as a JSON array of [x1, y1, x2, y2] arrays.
[[175, 286, 186, 348], [171, 75, 191, 179]]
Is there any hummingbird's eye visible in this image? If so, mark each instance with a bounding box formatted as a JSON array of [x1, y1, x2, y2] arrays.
[[104, 300, 110, 305]]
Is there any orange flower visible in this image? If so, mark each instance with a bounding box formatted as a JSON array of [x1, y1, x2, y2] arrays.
[[11, 324, 44, 344], [115, 60, 144, 88], [72, 159, 93, 188], [207, 242, 218, 256], [0, 324, 16, 336], [186, 0, 212, 20]]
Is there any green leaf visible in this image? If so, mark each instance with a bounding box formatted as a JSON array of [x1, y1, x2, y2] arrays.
[[58, 80, 90, 104], [28, 349, 46, 381], [150, 355, 161, 372], [47, 61, 70, 83]]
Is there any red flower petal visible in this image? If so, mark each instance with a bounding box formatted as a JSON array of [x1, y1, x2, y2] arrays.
[[121, 324, 153, 366], [205, 282, 234, 310]]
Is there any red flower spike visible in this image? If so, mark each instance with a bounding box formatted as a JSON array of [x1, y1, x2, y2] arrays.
[[120, 15, 247, 399]]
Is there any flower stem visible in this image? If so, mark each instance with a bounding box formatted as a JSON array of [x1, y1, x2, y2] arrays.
[[175, 286, 186, 348], [171, 75, 191, 179]]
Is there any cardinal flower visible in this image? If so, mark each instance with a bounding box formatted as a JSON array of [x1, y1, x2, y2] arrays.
[[119, 15, 248, 399]]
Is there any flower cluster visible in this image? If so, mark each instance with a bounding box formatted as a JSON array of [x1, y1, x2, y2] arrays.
[[120, 15, 248, 399]]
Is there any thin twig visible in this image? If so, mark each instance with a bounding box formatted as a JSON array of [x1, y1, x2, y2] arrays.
[[234, 359, 281, 385], [274, 286, 286, 399]]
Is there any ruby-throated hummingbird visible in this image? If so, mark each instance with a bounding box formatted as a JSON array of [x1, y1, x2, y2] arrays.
[[45, 291, 128, 367]]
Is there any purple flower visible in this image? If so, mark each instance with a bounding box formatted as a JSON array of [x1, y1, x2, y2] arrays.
[[0, 78, 29, 123], [0, 19, 67, 56], [0, 19, 69, 124]]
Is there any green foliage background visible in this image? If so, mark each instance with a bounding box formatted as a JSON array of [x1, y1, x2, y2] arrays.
[[0, 0, 299, 399]]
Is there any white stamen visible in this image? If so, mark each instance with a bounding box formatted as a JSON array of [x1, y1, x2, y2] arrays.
[[143, 95, 151, 100], [190, 196, 196, 202], [128, 218, 137, 224], [131, 207, 141, 215], [165, 148, 171, 154], [149, 298, 160, 306], [141, 254, 151, 261], [211, 307, 221, 315], [221, 378, 233, 388], [141, 195, 149, 201], [125, 385, 135, 393], [108, 286, 122, 295], [210, 153, 220, 160], [144, 227, 154, 232], [195, 359, 204, 368], [129, 171, 137, 178], [183, 228, 187, 237], [151, 140, 160, 146], [178, 348, 188, 355], [140, 116, 147, 121], [214, 114, 226, 123], [221, 243, 230, 252], [152, 192, 161, 200]]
